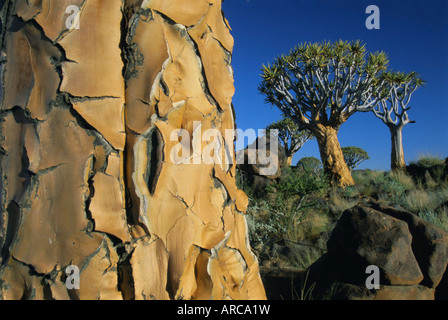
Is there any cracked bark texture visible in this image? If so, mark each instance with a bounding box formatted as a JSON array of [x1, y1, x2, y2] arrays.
[[0, 0, 266, 300]]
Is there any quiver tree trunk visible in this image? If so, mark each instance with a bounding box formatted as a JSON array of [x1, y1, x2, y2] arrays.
[[312, 125, 355, 187], [389, 126, 406, 171], [0, 0, 266, 300]]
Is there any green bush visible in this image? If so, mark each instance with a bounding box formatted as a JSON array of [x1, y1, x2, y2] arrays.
[[268, 166, 330, 200], [410, 154, 445, 168], [296, 157, 322, 173], [246, 208, 287, 247], [353, 170, 415, 200]]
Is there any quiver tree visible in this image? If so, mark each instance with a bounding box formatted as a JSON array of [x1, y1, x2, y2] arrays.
[[266, 117, 312, 166], [0, 0, 266, 300], [259, 40, 389, 187], [372, 71, 424, 171], [342, 146, 370, 171]]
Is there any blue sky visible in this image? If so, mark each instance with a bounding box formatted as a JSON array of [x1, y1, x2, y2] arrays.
[[222, 0, 448, 170]]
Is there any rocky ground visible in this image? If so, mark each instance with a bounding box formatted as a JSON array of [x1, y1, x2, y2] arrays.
[[237, 150, 448, 300]]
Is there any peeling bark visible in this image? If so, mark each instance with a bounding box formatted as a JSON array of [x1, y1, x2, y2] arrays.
[[0, 0, 266, 300]]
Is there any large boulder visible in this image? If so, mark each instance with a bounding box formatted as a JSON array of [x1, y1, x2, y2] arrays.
[[236, 134, 286, 179], [309, 202, 448, 300], [368, 202, 448, 288], [236, 135, 286, 195]]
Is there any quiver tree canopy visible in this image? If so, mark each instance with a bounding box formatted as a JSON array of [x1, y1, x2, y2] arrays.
[[373, 71, 424, 128]]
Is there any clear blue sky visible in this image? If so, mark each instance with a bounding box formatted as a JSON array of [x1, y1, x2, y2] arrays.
[[222, 0, 448, 170]]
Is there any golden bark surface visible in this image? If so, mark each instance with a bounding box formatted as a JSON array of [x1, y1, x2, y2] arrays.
[[0, 0, 266, 300]]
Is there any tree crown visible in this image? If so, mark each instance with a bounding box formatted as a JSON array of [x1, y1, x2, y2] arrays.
[[259, 40, 390, 129], [341, 146, 370, 170], [373, 71, 425, 128]]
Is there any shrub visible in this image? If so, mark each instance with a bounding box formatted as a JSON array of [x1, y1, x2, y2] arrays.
[[270, 166, 330, 200], [401, 187, 448, 213], [291, 210, 331, 242], [246, 208, 287, 247], [353, 170, 415, 200], [375, 174, 408, 197], [410, 154, 445, 168], [402, 189, 432, 212], [328, 190, 359, 220], [341, 185, 361, 198], [297, 157, 322, 173], [417, 207, 448, 231], [389, 170, 415, 191]]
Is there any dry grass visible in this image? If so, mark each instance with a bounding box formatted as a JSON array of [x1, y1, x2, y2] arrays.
[[328, 189, 359, 220], [402, 187, 448, 213], [288, 209, 331, 243]]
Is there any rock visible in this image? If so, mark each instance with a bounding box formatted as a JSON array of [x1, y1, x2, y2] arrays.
[[236, 134, 286, 180], [236, 135, 286, 195], [308, 202, 448, 300], [325, 205, 424, 286], [436, 269, 448, 300], [331, 283, 434, 300], [368, 202, 448, 288], [259, 267, 307, 300]]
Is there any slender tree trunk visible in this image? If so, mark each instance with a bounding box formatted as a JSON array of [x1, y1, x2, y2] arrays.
[[390, 126, 407, 171], [0, 0, 265, 300], [313, 125, 354, 187]]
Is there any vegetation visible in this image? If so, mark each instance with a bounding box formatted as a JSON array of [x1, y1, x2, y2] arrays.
[[410, 153, 446, 167], [342, 146, 370, 171], [266, 117, 313, 166], [241, 154, 448, 272], [296, 157, 322, 173]]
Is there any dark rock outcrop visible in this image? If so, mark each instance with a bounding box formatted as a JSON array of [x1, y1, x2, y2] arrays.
[[406, 157, 448, 184], [236, 135, 286, 195], [308, 201, 448, 300]]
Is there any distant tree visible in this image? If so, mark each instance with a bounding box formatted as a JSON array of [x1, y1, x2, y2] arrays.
[[259, 40, 389, 187], [266, 117, 313, 166], [297, 156, 322, 174], [371, 71, 424, 171], [342, 146, 370, 171]]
